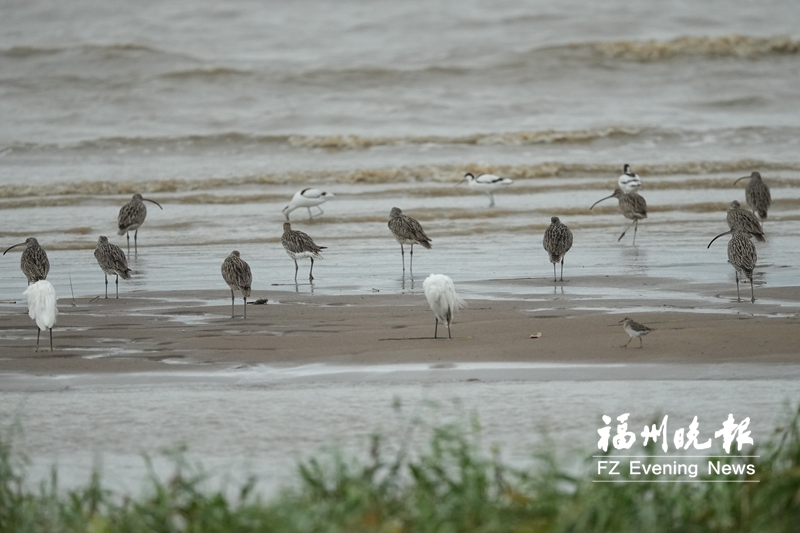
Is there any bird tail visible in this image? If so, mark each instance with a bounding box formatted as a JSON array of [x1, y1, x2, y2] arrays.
[[117, 227, 126, 235], [23, 280, 58, 330], [119, 268, 132, 280], [758, 209, 767, 219], [419, 239, 432, 250], [753, 233, 765, 243]]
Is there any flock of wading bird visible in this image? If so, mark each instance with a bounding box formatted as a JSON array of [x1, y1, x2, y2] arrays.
[[3, 165, 773, 350]]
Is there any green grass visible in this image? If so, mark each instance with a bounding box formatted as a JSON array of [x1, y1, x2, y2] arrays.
[[1, 408, 799, 533]]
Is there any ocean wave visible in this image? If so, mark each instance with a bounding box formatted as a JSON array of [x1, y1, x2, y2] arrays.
[[579, 34, 800, 61], [0, 42, 185, 60], [158, 67, 254, 80], [0, 160, 797, 201]]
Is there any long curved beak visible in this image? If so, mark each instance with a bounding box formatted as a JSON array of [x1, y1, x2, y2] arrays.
[[733, 176, 749, 185], [590, 194, 615, 210], [142, 198, 163, 210], [457, 178, 467, 187], [282, 206, 290, 220], [707, 230, 732, 249], [617, 318, 626, 324], [3, 242, 26, 255]]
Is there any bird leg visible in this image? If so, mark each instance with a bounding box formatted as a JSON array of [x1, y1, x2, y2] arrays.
[[560, 258, 565, 282], [36, 328, 40, 352], [115, 274, 119, 299], [749, 275, 755, 304], [735, 271, 741, 302], [49, 328, 53, 352], [622, 337, 632, 348], [638, 337, 643, 348], [126, 232, 131, 255], [134, 229, 138, 255], [447, 322, 452, 339], [632, 220, 639, 245], [307, 207, 313, 219], [400, 245, 405, 272], [552, 263, 557, 283], [104, 274, 108, 299], [230, 288, 235, 318], [434, 318, 438, 339], [618, 219, 637, 242], [488, 193, 495, 208], [309, 258, 315, 282], [293, 259, 299, 282], [410, 245, 414, 272], [243, 296, 247, 319], [315, 206, 324, 217]]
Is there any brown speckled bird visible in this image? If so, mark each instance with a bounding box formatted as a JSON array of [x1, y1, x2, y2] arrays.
[[388, 207, 432, 272], [3, 237, 50, 285], [281, 223, 326, 283], [221, 251, 252, 318], [94, 236, 131, 299], [543, 216, 573, 282], [118, 193, 163, 255], [726, 200, 764, 242], [707, 229, 757, 303], [590, 189, 647, 244], [734, 171, 771, 220]]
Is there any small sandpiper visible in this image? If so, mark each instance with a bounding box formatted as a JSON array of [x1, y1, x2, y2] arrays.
[[619, 317, 652, 348]]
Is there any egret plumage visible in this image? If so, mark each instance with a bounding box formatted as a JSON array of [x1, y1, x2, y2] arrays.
[[542, 216, 573, 282], [283, 188, 334, 220], [590, 189, 648, 244], [619, 317, 652, 348], [3, 237, 50, 284], [221, 251, 252, 318], [281, 222, 326, 282], [94, 236, 131, 299], [423, 274, 466, 339], [459, 173, 513, 207], [118, 193, 163, 255], [708, 229, 757, 303], [388, 207, 431, 272], [733, 172, 771, 220], [617, 164, 642, 194], [23, 280, 57, 352]]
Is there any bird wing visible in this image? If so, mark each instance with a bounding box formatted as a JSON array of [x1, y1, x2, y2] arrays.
[[399, 215, 432, 248], [23, 246, 50, 281], [300, 188, 325, 199], [477, 174, 512, 185], [284, 229, 324, 255], [118, 201, 145, 232], [628, 192, 647, 217]]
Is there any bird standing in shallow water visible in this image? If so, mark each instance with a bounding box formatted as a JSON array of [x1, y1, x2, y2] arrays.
[[94, 236, 131, 299], [459, 173, 513, 207], [617, 164, 642, 194], [733, 172, 771, 221], [542, 216, 573, 282], [708, 229, 757, 303], [619, 317, 652, 348], [221, 251, 252, 318], [3, 237, 50, 285], [590, 189, 648, 244], [23, 280, 57, 352], [118, 193, 163, 255], [282, 188, 334, 220], [388, 207, 431, 272], [423, 274, 466, 339], [281, 223, 326, 283]]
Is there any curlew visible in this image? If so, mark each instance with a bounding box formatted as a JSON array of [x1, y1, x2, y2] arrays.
[[619, 317, 652, 348], [542, 216, 573, 282], [23, 280, 57, 352], [708, 229, 757, 303], [733, 172, 771, 221], [3, 237, 50, 285], [94, 236, 131, 299], [725, 200, 764, 242], [281, 222, 326, 283], [459, 173, 513, 207], [590, 189, 648, 244], [388, 207, 431, 272], [283, 188, 335, 220], [221, 251, 252, 318], [118, 193, 163, 255], [617, 164, 642, 194], [423, 274, 466, 339]]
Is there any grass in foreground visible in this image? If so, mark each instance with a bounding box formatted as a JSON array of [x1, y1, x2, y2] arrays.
[[1, 409, 799, 533]]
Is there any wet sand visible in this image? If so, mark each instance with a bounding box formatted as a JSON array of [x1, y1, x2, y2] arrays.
[[1, 275, 798, 378]]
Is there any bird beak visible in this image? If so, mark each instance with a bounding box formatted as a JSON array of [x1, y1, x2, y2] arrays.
[[707, 230, 733, 249], [733, 176, 749, 185], [282, 206, 290, 220], [3, 242, 26, 255], [618, 318, 626, 324], [590, 194, 614, 210], [142, 198, 163, 210], [457, 178, 467, 186]]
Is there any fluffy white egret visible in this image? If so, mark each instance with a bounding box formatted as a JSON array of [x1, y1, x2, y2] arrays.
[[282, 188, 334, 220], [458, 173, 513, 207], [23, 280, 57, 352], [617, 164, 642, 194], [423, 274, 466, 339]]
